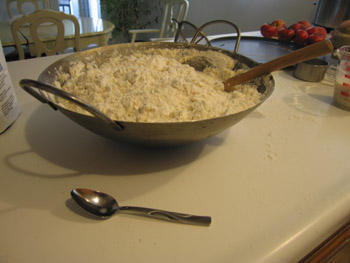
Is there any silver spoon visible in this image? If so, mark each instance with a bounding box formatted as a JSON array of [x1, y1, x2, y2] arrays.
[[71, 188, 211, 226]]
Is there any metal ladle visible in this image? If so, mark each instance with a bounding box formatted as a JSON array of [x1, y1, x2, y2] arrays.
[[71, 188, 211, 226]]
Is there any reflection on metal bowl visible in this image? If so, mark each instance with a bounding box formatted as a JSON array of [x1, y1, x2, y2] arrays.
[[20, 42, 274, 146]]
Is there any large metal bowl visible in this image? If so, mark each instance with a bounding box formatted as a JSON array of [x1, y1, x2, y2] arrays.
[[20, 42, 274, 146]]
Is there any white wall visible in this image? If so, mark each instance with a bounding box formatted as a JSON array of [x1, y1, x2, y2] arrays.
[[185, 0, 318, 34], [0, 0, 319, 39]]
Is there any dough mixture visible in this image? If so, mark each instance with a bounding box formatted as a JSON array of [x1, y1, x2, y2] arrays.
[[52, 47, 262, 122]]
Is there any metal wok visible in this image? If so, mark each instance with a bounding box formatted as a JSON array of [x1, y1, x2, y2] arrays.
[[20, 42, 274, 146]]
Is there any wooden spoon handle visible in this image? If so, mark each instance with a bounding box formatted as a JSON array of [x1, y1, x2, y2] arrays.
[[224, 39, 334, 92]]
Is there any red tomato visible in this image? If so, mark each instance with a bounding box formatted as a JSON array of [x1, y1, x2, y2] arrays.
[[294, 29, 309, 45], [260, 24, 278, 38], [291, 23, 305, 31], [307, 27, 318, 35], [277, 28, 295, 41], [271, 19, 286, 30], [317, 26, 327, 37], [298, 20, 312, 29], [307, 26, 327, 37], [307, 34, 326, 44]]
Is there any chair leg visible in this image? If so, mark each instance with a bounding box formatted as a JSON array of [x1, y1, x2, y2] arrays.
[[131, 33, 137, 43]]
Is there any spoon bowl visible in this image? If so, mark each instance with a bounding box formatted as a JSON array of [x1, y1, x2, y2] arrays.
[[71, 188, 119, 217], [71, 188, 211, 226]]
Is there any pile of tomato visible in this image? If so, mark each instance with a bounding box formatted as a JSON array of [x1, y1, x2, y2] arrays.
[[260, 19, 327, 45]]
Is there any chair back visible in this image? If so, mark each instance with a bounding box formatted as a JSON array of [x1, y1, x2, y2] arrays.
[[159, 0, 189, 38], [6, 0, 50, 19], [11, 9, 80, 59]]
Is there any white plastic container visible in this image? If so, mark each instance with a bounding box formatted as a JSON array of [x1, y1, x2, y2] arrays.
[[0, 40, 20, 133]]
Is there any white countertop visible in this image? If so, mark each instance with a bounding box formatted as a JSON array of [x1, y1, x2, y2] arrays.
[[1, 48, 350, 263]]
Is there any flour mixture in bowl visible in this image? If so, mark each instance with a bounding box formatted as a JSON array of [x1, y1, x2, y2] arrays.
[[52, 47, 262, 122], [21, 42, 274, 145]]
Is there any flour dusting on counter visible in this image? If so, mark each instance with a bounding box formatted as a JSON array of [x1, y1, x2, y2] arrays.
[[265, 142, 279, 161], [52, 48, 262, 122]]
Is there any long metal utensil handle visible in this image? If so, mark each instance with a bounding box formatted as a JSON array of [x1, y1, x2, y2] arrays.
[[224, 39, 334, 91], [119, 206, 211, 226], [20, 79, 123, 131]]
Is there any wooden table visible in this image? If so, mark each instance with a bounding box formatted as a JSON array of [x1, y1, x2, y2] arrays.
[[0, 16, 115, 52]]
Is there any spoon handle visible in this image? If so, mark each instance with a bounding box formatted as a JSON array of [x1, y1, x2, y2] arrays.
[[119, 206, 211, 226], [223, 39, 334, 91]]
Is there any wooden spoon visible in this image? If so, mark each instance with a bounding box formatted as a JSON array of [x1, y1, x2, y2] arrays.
[[224, 39, 334, 92]]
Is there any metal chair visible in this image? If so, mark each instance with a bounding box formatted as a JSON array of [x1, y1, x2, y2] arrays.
[[6, 0, 50, 19], [11, 9, 80, 60], [129, 0, 189, 42]]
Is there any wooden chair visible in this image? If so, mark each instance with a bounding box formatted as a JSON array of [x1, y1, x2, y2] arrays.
[[6, 0, 50, 19], [11, 9, 80, 60], [129, 0, 189, 42]]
